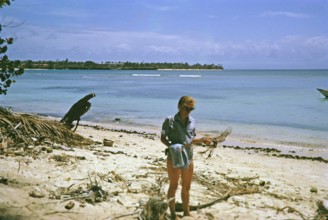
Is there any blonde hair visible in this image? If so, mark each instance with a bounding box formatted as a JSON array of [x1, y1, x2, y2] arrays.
[[178, 96, 196, 109]]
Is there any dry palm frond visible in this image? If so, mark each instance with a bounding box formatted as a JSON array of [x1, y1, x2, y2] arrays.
[[0, 107, 92, 147]]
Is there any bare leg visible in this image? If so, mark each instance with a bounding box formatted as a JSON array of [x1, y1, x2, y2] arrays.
[[167, 159, 181, 220], [181, 161, 194, 217]]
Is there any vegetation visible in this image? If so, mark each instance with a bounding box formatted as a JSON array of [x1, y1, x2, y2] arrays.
[[0, 0, 24, 95], [20, 60, 224, 70]]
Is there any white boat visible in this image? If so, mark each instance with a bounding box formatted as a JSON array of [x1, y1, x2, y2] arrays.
[[317, 88, 328, 98]]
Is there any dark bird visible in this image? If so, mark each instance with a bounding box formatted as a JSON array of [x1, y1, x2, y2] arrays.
[[60, 93, 96, 131]]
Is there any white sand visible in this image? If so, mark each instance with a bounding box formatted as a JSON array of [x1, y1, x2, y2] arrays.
[[0, 124, 327, 220]]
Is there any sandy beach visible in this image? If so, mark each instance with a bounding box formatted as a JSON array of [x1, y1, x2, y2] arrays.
[[0, 122, 327, 220]]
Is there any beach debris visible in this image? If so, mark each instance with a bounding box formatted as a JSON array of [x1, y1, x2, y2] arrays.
[[49, 153, 86, 164], [50, 154, 71, 163], [0, 138, 7, 150], [93, 149, 127, 157], [65, 201, 75, 210], [0, 106, 92, 148], [193, 128, 232, 146], [52, 144, 74, 151], [259, 180, 266, 186], [148, 177, 167, 197], [46, 147, 53, 153], [110, 210, 141, 220], [194, 128, 232, 158], [84, 173, 108, 204], [175, 188, 232, 212], [60, 93, 96, 132], [272, 153, 328, 163], [181, 171, 263, 212], [222, 145, 281, 154], [276, 206, 307, 220], [315, 199, 328, 216], [0, 176, 8, 185], [140, 197, 168, 220], [310, 187, 318, 193], [109, 196, 169, 220], [48, 173, 108, 205], [223, 144, 328, 163], [316, 200, 328, 219], [29, 187, 46, 198], [205, 212, 215, 220], [87, 124, 158, 140], [103, 138, 114, 147]]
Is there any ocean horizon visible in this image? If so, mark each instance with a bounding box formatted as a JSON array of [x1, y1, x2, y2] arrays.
[[1, 69, 327, 148]]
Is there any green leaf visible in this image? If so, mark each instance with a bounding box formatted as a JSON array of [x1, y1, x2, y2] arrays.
[[0, 46, 8, 54], [6, 38, 14, 44]]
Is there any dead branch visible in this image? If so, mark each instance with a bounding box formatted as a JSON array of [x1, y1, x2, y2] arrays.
[[193, 128, 232, 159], [106, 210, 140, 220], [277, 206, 307, 220], [193, 128, 232, 146], [44, 211, 80, 216], [175, 188, 232, 212]]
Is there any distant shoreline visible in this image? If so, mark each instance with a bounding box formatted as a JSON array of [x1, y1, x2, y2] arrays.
[[157, 68, 223, 71], [24, 68, 224, 71], [19, 60, 224, 71]]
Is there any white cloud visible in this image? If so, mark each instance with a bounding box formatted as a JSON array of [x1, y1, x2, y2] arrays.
[[47, 8, 94, 18], [261, 11, 310, 18], [5, 24, 328, 68], [115, 43, 132, 51], [147, 45, 178, 54], [145, 3, 175, 12]]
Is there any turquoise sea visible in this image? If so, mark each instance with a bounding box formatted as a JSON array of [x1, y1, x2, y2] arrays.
[[1, 69, 327, 147]]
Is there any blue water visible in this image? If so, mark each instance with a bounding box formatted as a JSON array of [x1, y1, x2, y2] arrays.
[[1, 69, 327, 146]]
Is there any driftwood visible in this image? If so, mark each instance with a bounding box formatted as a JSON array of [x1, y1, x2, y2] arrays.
[[175, 185, 262, 212], [193, 128, 232, 158], [60, 93, 96, 131], [192, 128, 232, 146], [175, 189, 232, 212]]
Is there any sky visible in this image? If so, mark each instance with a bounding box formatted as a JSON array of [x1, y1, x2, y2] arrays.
[[1, 0, 328, 69]]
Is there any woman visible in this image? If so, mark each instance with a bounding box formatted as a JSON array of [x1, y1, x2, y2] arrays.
[[161, 96, 196, 220]]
